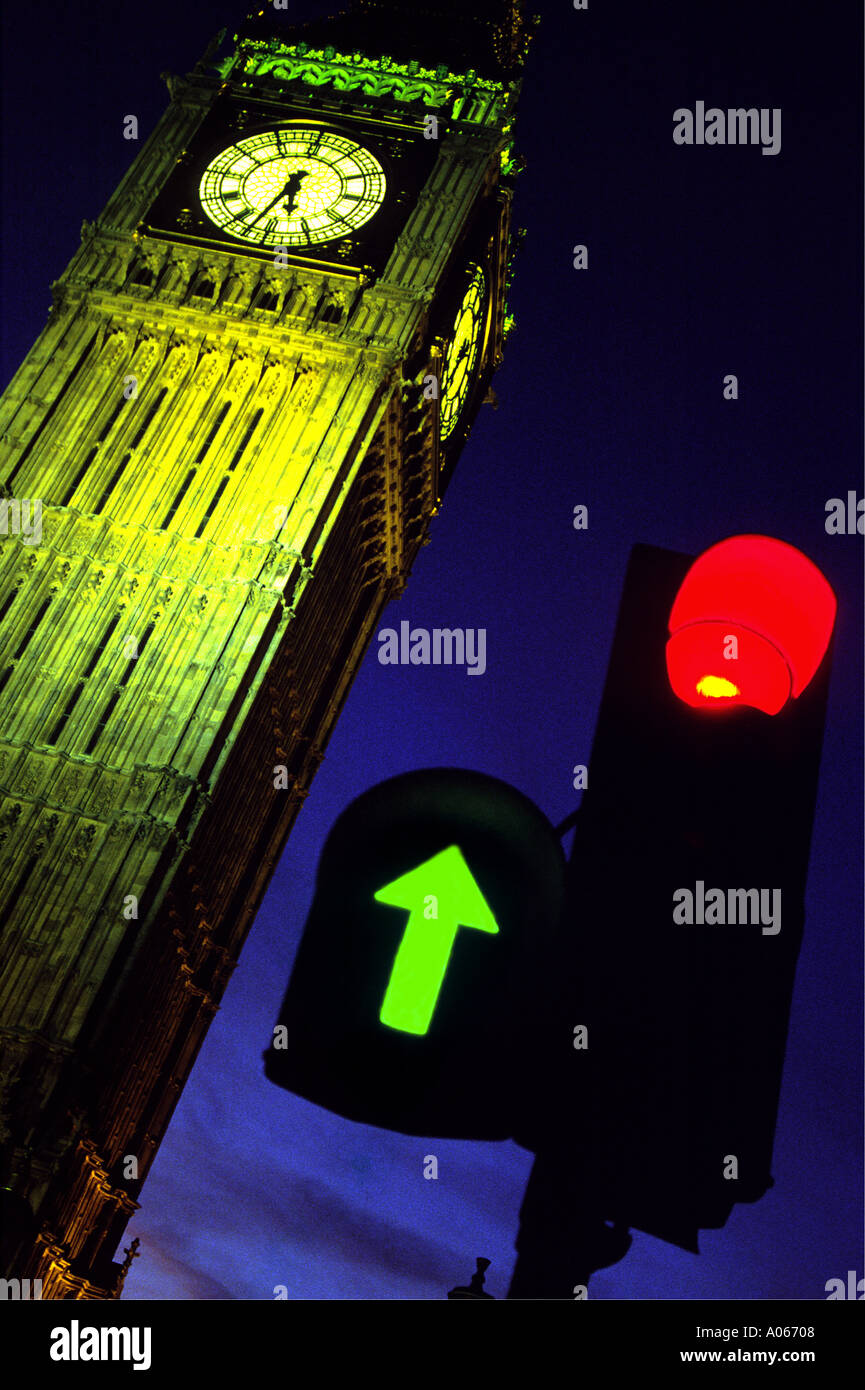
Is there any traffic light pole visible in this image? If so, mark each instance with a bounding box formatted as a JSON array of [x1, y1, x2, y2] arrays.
[[507, 1150, 631, 1298], [506, 813, 635, 1299]]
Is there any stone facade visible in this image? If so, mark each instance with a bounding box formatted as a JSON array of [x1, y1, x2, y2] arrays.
[[0, 6, 524, 1297]]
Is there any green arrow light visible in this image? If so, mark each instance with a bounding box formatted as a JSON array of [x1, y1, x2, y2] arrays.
[[374, 845, 499, 1035]]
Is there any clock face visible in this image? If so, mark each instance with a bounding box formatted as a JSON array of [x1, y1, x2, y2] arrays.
[[440, 265, 486, 441], [198, 127, 387, 248]]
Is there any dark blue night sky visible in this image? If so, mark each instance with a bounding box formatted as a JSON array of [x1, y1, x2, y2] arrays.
[[1, 0, 861, 1299]]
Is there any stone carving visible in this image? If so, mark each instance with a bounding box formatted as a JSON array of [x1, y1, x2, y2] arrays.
[[56, 768, 84, 805], [131, 337, 159, 380], [217, 275, 245, 309], [239, 46, 480, 111], [83, 569, 106, 601], [225, 356, 254, 395], [148, 823, 173, 850], [257, 363, 285, 402], [32, 813, 60, 854], [157, 258, 190, 296], [162, 344, 190, 383], [70, 823, 97, 861], [89, 780, 116, 820], [193, 349, 225, 392], [98, 331, 129, 372]]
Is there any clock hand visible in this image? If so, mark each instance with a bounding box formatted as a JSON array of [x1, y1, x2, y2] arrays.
[[283, 169, 309, 210], [247, 185, 292, 227], [248, 171, 309, 228], [257, 169, 310, 227]]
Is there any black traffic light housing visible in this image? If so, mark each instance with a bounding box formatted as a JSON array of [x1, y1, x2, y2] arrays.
[[515, 543, 834, 1251], [265, 768, 564, 1139]]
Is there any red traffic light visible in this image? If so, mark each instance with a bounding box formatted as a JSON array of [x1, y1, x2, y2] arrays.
[[666, 535, 836, 715]]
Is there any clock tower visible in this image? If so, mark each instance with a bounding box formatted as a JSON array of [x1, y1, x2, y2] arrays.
[[0, 0, 530, 1297]]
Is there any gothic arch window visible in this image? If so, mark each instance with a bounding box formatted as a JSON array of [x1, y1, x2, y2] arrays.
[[129, 387, 168, 450], [194, 401, 231, 464], [46, 613, 122, 747], [93, 453, 131, 515], [92, 394, 128, 447], [159, 401, 230, 531], [252, 284, 279, 313], [0, 583, 21, 628], [0, 595, 54, 700], [83, 621, 156, 757], [3, 332, 97, 492], [281, 285, 301, 316], [128, 264, 155, 288], [316, 297, 343, 325], [160, 468, 196, 532], [193, 407, 264, 540], [0, 852, 39, 924], [60, 381, 163, 510], [217, 275, 244, 308], [65, 389, 135, 512], [61, 447, 98, 507], [58, 383, 128, 508], [191, 276, 216, 299]]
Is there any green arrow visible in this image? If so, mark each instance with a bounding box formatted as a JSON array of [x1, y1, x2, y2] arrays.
[[374, 845, 499, 1035]]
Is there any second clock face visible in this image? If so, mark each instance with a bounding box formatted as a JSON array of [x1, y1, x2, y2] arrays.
[[198, 127, 387, 248], [440, 265, 487, 441]]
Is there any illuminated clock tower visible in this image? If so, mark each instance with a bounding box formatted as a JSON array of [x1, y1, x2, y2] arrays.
[[0, 1, 530, 1297]]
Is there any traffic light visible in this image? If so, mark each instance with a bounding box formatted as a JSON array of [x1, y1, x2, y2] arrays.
[[666, 534, 836, 714], [265, 768, 564, 1138], [515, 539, 835, 1253]]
